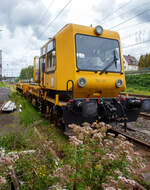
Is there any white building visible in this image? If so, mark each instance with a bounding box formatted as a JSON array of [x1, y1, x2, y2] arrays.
[[123, 55, 138, 71]]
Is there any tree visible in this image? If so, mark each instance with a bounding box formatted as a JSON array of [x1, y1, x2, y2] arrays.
[[19, 66, 33, 80], [138, 55, 144, 68], [138, 53, 150, 68]]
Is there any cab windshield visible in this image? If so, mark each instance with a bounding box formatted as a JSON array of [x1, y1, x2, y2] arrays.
[[75, 34, 121, 72]]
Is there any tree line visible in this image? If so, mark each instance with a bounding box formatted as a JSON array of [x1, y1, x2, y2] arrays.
[[138, 53, 150, 68], [19, 53, 150, 78], [19, 66, 33, 80]]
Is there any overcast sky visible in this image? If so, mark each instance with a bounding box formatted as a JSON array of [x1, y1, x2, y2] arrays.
[[0, 0, 150, 77]]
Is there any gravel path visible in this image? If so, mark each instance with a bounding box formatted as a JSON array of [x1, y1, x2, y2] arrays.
[[0, 87, 10, 107]]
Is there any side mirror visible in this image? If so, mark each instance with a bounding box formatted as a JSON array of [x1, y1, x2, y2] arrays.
[[141, 99, 150, 112]]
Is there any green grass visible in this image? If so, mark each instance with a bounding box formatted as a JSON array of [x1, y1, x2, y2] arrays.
[[0, 128, 38, 152], [11, 92, 43, 126], [0, 81, 6, 87], [0, 89, 68, 152], [10, 91, 68, 147], [19, 100, 42, 126], [0, 91, 44, 152], [125, 73, 150, 95]]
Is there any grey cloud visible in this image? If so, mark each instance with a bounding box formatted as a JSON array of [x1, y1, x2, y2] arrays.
[[93, 0, 117, 25], [0, 0, 73, 42], [93, 0, 150, 30], [120, 0, 150, 42], [0, 0, 51, 40], [130, 0, 150, 22], [94, 0, 116, 18], [119, 0, 150, 23]]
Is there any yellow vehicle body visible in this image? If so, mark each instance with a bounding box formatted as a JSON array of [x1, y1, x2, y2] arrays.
[[18, 23, 144, 128], [16, 82, 30, 95], [40, 24, 125, 99]]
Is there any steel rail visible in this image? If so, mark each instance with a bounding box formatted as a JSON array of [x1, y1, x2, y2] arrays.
[[120, 93, 150, 99], [109, 128, 150, 149], [139, 113, 150, 120]]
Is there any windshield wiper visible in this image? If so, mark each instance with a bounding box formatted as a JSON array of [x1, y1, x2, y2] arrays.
[[100, 50, 118, 75]]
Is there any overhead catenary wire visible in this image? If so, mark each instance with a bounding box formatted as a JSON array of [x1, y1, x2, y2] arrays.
[[119, 22, 150, 40], [39, 0, 72, 39], [38, 0, 55, 24], [4, 0, 56, 77], [103, 0, 150, 27], [7, 0, 72, 77], [116, 18, 150, 32], [99, 0, 132, 25], [109, 8, 150, 30], [102, 2, 150, 28], [116, 18, 150, 44], [120, 28, 149, 41], [122, 39, 150, 49], [114, 10, 150, 44], [6, 1, 150, 76]]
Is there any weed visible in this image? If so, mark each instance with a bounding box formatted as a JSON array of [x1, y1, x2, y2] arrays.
[[14, 149, 59, 190], [0, 128, 38, 152]]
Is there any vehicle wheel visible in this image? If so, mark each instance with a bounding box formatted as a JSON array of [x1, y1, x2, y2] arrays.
[[51, 106, 65, 130]]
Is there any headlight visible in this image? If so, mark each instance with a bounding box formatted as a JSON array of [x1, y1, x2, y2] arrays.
[[78, 77, 86, 87], [116, 79, 123, 88], [95, 25, 103, 35]]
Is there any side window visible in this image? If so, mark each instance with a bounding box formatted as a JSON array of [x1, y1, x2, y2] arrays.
[[47, 54, 52, 69], [46, 39, 56, 72], [39, 57, 45, 73], [47, 50, 56, 72]]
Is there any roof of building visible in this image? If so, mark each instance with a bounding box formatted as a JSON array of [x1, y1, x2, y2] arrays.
[[123, 55, 138, 66]]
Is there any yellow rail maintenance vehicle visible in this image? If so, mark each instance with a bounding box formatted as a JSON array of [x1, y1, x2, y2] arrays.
[[16, 24, 150, 130]]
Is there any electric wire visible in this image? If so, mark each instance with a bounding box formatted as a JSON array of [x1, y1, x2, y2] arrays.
[[117, 17, 150, 44], [109, 8, 150, 29], [7, 0, 72, 77], [120, 27, 149, 41], [104, 1, 150, 27], [99, 0, 132, 24], [39, 0, 72, 39], [118, 30, 150, 43], [117, 19, 150, 32], [6, 1, 150, 76], [44, 0, 72, 32], [122, 39, 150, 49], [38, 0, 55, 24]]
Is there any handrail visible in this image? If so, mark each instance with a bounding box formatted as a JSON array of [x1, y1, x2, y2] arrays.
[[66, 80, 74, 99]]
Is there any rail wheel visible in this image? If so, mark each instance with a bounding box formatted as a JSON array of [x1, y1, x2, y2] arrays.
[[51, 106, 65, 130], [39, 100, 46, 114]]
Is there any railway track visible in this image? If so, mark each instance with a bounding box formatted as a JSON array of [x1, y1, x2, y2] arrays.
[[110, 93, 150, 148], [109, 128, 150, 149], [139, 112, 150, 120], [120, 93, 150, 99], [121, 93, 150, 120]]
